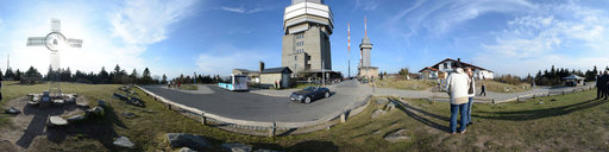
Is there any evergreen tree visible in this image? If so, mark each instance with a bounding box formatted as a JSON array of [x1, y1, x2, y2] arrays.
[[161, 74, 168, 84], [5, 68, 14, 80], [98, 67, 110, 83], [142, 67, 152, 84]]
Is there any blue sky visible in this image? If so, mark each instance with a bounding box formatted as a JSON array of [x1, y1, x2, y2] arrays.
[[0, 0, 608, 78]]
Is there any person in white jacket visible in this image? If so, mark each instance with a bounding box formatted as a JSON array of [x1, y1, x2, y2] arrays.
[[465, 67, 475, 126], [445, 67, 470, 134]]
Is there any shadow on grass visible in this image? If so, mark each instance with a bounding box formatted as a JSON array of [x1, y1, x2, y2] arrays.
[[45, 103, 131, 151], [16, 99, 132, 151], [389, 99, 450, 133], [250, 140, 338, 152], [16, 102, 78, 149], [474, 99, 606, 121]]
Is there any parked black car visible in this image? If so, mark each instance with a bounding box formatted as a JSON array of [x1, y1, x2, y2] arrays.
[[290, 86, 331, 103]]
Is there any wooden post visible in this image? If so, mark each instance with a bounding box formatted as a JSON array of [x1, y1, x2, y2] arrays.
[[201, 113, 207, 125], [269, 122, 277, 137], [340, 111, 347, 123]]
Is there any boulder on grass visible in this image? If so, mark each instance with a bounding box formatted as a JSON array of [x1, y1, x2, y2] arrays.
[[113, 136, 135, 149], [48, 116, 68, 127], [121, 112, 137, 119], [86, 106, 105, 117], [4, 107, 21, 114], [27, 101, 39, 107], [222, 143, 252, 152], [179, 147, 198, 152], [384, 129, 409, 143], [97, 100, 107, 107], [167, 133, 209, 150], [67, 114, 86, 122]]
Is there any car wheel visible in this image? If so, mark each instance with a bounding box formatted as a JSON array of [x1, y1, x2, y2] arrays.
[[324, 92, 330, 98], [304, 97, 311, 104]]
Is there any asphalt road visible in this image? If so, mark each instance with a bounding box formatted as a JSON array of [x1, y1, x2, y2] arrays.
[[141, 80, 370, 122]]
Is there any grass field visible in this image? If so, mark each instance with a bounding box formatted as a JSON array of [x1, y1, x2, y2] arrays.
[[1, 82, 608, 151], [374, 78, 438, 90], [477, 80, 532, 93]]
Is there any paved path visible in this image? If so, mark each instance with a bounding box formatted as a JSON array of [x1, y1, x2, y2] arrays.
[[371, 82, 595, 103], [141, 80, 369, 122]]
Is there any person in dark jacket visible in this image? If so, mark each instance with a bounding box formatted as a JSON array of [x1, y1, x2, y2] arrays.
[[597, 73, 603, 99], [601, 70, 609, 100]]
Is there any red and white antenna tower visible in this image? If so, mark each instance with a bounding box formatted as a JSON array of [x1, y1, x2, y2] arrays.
[[347, 23, 351, 78]]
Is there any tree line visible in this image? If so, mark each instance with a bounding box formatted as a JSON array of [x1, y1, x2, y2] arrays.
[[0, 65, 158, 84], [0, 64, 226, 85], [532, 65, 607, 86]]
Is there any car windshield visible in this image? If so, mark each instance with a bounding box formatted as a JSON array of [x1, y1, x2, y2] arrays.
[[303, 87, 316, 91]]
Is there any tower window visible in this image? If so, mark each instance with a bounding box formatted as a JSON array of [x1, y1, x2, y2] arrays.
[[296, 41, 304, 46], [295, 33, 304, 39]]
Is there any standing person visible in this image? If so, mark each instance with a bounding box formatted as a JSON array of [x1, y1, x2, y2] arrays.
[[480, 82, 487, 96], [445, 67, 470, 134], [597, 72, 603, 100], [602, 70, 609, 100], [465, 67, 476, 126]]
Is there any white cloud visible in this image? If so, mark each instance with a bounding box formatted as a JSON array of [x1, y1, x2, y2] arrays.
[[385, 0, 535, 39], [355, 0, 380, 11], [220, 6, 269, 14], [110, 0, 196, 45], [221, 6, 246, 13], [195, 45, 270, 75], [1, 0, 197, 77], [477, 2, 609, 76]]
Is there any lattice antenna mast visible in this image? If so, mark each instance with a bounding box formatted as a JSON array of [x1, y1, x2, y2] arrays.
[[364, 16, 367, 37], [347, 23, 351, 78]]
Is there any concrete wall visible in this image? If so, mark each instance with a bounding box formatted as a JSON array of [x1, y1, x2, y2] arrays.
[[282, 24, 332, 73]]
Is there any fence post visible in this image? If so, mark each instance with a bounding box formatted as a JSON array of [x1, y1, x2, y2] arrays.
[[201, 112, 207, 125], [340, 111, 347, 123], [268, 122, 277, 137]]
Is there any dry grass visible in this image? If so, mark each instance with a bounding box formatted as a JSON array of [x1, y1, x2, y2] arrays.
[[374, 78, 438, 90], [477, 80, 532, 93], [1, 82, 608, 151]]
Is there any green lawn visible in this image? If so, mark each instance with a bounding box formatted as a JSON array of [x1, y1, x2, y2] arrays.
[[1, 82, 607, 151]]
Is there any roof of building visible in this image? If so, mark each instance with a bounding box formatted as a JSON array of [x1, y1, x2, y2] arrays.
[[418, 66, 439, 72], [419, 58, 493, 72], [261, 67, 293, 74]]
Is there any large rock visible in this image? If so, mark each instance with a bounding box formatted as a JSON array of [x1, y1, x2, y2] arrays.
[[113, 136, 135, 149], [67, 114, 86, 122], [371, 109, 386, 119], [121, 112, 137, 119], [87, 106, 105, 117], [222, 143, 252, 152], [179, 147, 198, 152], [385, 101, 397, 111], [4, 107, 21, 114], [384, 129, 409, 143], [48, 116, 68, 126], [167, 133, 209, 150], [97, 100, 107, 107]]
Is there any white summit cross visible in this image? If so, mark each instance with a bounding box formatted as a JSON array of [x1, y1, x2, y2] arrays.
[[26, 19, 83, 97]]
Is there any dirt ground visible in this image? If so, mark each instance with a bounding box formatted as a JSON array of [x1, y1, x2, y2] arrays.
[[0, 96, 90, 152]]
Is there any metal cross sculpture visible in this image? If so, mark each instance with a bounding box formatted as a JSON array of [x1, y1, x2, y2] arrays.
[[26, 19, 83, 97]]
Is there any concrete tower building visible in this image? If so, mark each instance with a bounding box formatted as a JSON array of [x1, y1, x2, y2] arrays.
[[281, 0, 334, 74], [358, 17, 378, 79]]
